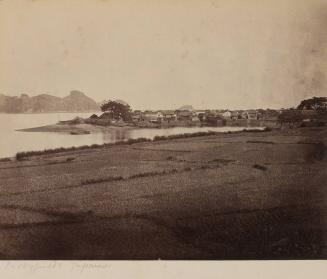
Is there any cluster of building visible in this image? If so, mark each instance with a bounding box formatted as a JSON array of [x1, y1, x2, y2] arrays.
[[131, 108, 281, 126], [84, 105, 326, 128]]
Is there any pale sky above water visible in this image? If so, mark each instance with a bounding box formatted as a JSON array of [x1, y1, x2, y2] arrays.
[[1, 0, 327, 110]]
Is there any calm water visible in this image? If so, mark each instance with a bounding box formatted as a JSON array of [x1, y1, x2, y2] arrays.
[[0, 113, 258, 158]]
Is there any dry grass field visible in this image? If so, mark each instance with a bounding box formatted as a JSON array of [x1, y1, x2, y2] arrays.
[[0, 127, 326, 259]]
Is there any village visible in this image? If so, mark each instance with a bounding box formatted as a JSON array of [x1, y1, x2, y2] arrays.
[[128, 107, 276, 127], [83, 98, 327, 129]]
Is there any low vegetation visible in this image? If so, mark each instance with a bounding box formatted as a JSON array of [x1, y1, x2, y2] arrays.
[[127, 137, 151, 144], [81, 175, 124, 185], [244, 127, 272, 132], [80, 165, 221, 186], [15, 129, 269, 161], [253, 164, 268, 171], [153, 131, 218, 142], [247, 140, 275, 144], [80, 169, 181, 186], [129, 169, 179, 179]]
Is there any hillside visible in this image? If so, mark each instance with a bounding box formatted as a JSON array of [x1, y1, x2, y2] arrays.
[[0, 91, 99, 113]]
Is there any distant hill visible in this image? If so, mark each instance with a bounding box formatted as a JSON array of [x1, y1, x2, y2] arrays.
[[0, 91, 99, 113], [178, 105, 195, 111]]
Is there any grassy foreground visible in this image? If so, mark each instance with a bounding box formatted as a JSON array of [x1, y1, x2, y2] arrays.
[[15, 128, 266, 160], [0, 127, 326, 259]]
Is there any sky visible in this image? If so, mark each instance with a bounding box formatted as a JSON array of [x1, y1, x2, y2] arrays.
[[1, 0, 327, 110]]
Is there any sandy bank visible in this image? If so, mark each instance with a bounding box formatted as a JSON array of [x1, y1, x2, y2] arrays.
[[17, 123, 137, 134]]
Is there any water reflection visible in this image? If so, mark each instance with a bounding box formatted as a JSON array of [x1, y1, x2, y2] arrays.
[[102, 128, 130, 142]]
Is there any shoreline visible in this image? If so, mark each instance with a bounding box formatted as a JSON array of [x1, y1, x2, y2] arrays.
[[16, 122, 268, 134], [16, 123, 137, 133], [12, 128, 269, 160]]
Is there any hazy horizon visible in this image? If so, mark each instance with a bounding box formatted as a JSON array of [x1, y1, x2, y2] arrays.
[[1, 0, 327, 110]]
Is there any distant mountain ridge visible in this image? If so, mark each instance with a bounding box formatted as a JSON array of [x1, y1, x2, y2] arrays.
[[0, 90, 99, 113]]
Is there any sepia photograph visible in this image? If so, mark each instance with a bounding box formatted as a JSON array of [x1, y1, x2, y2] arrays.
[[0, 0, 326, 262]]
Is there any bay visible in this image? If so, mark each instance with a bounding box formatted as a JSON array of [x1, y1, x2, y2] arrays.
[[0, 113, 258, 158]]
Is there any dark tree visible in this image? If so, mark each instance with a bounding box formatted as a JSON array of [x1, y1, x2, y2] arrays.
[[100, 100, 132, 122], [297, 97, 327, 111], [278, 109, 304, 128]]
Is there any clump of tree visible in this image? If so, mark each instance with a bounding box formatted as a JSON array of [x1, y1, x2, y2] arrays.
[[100, 100, 132, 122], [278, 109, 304, 128], [297, 97, 327, 121], [297, 97, 327, 112]]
